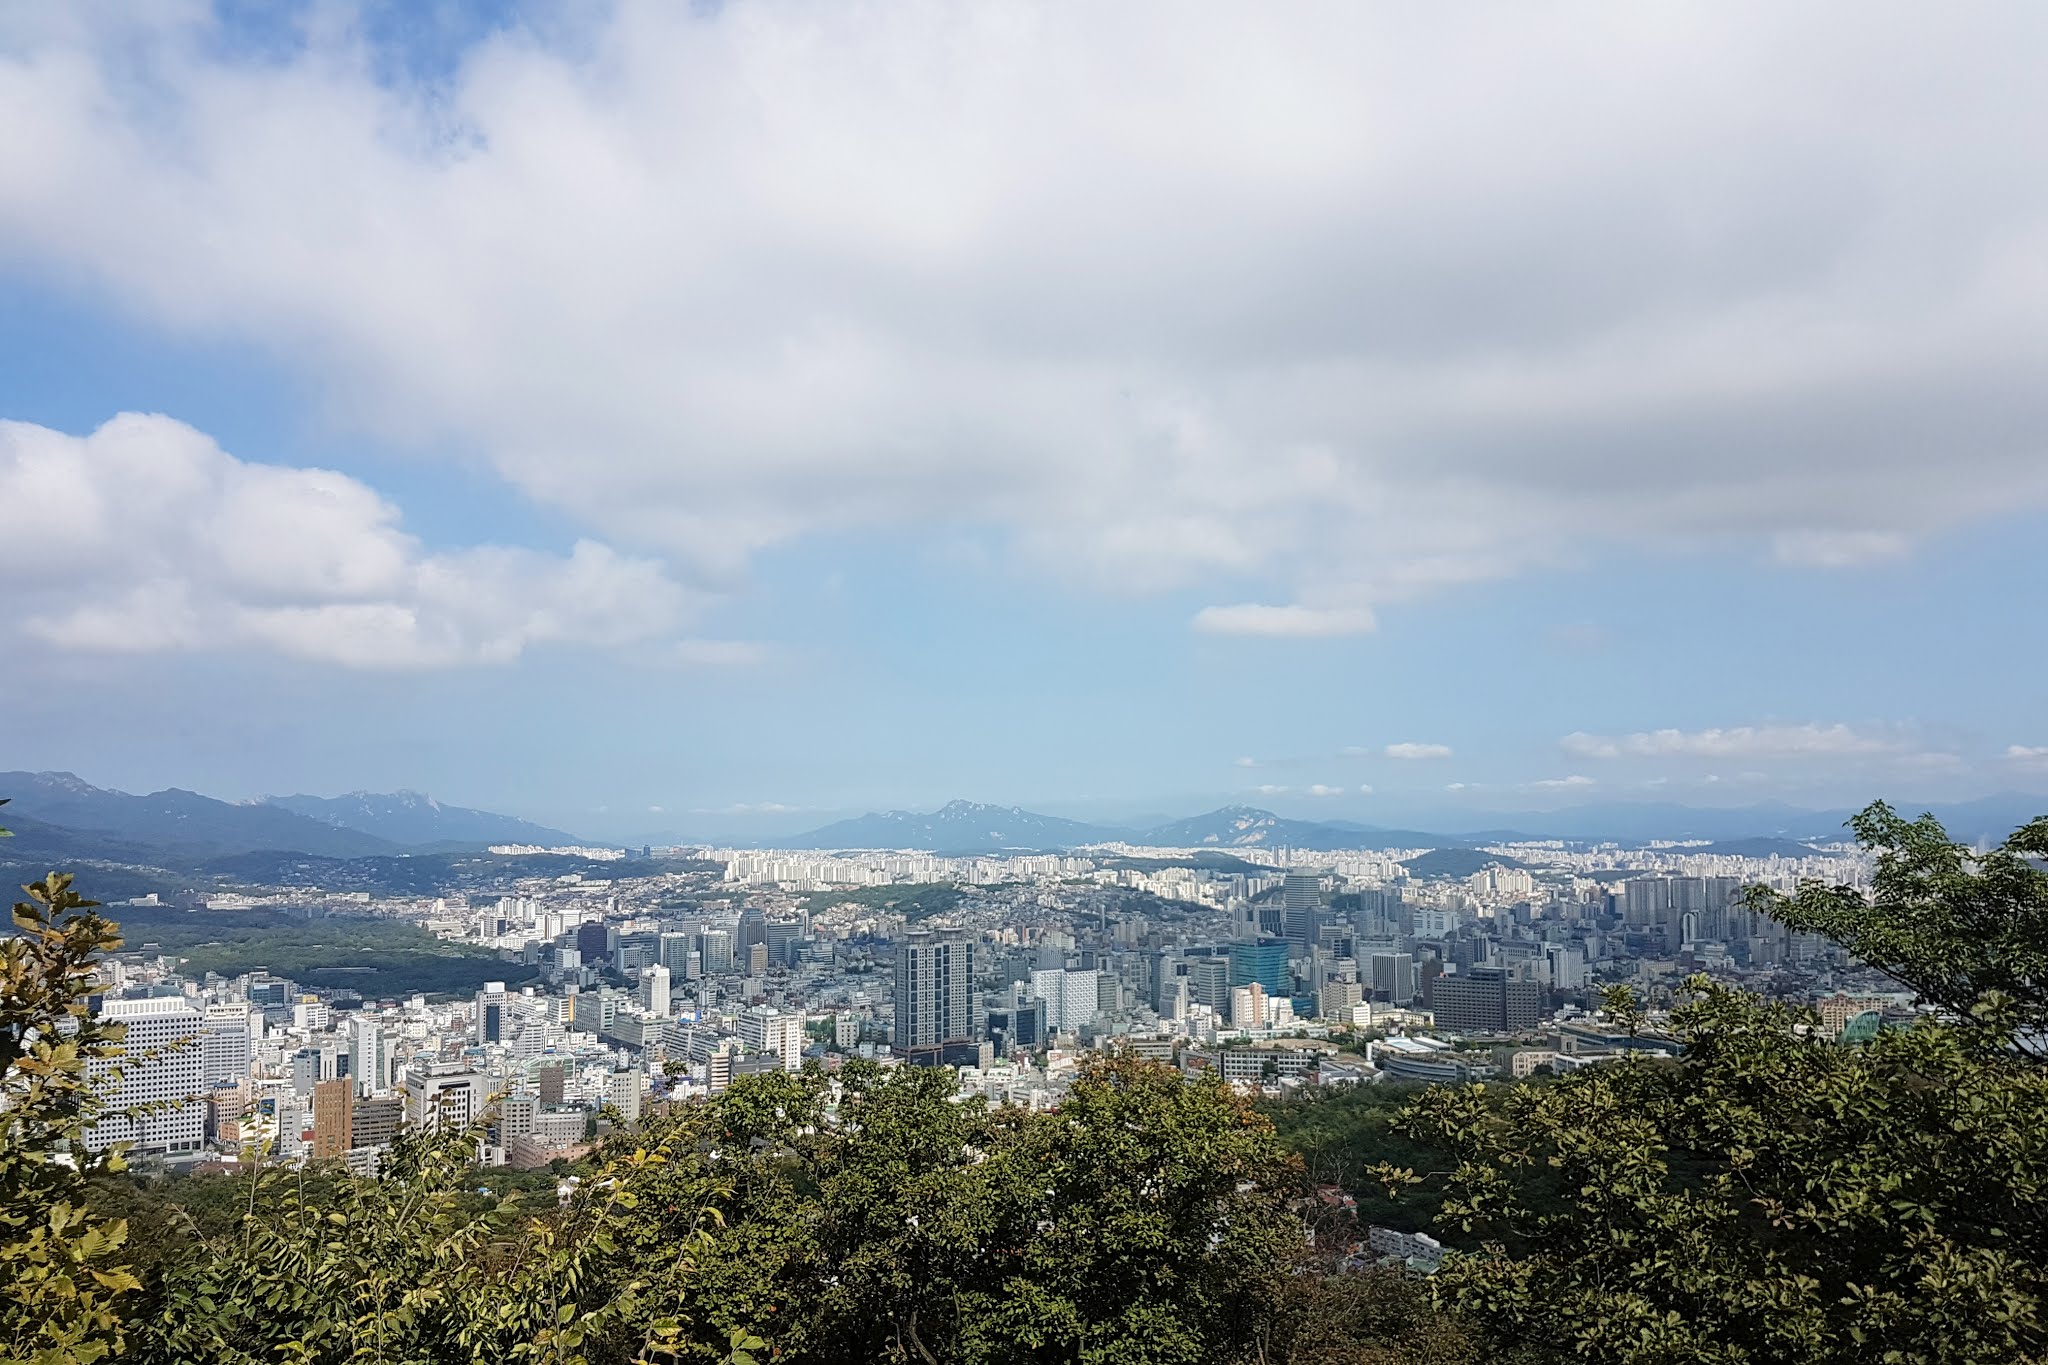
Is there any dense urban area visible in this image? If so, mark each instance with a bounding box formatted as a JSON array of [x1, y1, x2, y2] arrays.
[[89, 815, 1894, 1226]]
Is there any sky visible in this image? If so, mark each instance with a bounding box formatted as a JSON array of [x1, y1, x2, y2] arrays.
[[3, 1, 2048, 843]]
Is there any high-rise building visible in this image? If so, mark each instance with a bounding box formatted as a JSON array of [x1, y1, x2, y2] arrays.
[[894, 929, 976, 1057], [638, 964, 671, 1016], [1187, 956, 1230, 1013], [575, 921, 615, 963], [403, 1065, 489, 1133], [200, 1003, 254, 1088], [1229, 939, 1290, 997], [1430, 967, 1543, 1033], [985, 998, 1047, 1054], [535, 1062, 566, 1107], [699, 929, 736, 976], [1370, 953, 1417, 1005], [1623, 878, 1671, 930], [1544, 944, 1587, 991], [1027, 968, 1101, 1033], [311, 1078, 353, 1159], [88, 997, 207, 1154], [475, 981, 508, 1044], [659, 931, 695, 975], [350, 1095, 404, 1152], [1282, 873, 1322, 951], [764, 919, 803, 967], [737, 908, 768, 955], [739, 1006, 805, 1071], [348, 1014, 395, 1097], [604, 1070, 643, 1127]]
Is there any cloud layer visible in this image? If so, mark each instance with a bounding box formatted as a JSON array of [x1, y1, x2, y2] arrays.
[[4, 3, 2047, 627], [1560, 724, 1901, 761], [0, 414, 694, 668]]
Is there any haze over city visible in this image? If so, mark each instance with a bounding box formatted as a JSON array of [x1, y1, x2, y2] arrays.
[[5, 3, 2048, 839]]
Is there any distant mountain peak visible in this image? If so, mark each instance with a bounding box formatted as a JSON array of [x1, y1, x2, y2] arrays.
[[264, 791, 573, 847]]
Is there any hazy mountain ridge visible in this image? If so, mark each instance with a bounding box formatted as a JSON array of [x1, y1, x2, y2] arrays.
[[785, 800, 1127, 852], [0, 771, 398, 858], [1133, 805, 1464, 852], [264, 790, 579, 848]]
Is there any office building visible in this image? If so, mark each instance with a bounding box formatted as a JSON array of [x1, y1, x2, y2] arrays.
[[88, 997, 207, 1155], [348, 1014, 395, 1097], [638, 963, 671, 1017], [575, 920, 615, 963], [311, 1078, 353, 1159], [475, 982, 508, 1044], [1282, 872, 1322, 952], [1229, 939, 1290, 997], [1028, 968, 1101, 1033], [350, 1095, 404, 1152], [1430, 967, 1543, 1033], [699, 929, 736, 976], [1188, 956, 1230, 1014], [1370, 953, 1417, 1005], [605, 1070, 643, 1127], [739, 1006, 806, 1072], [404, 1065, 489, 1133], [985, 997, 1047, 1054], [200, 1003, 254, 1088]]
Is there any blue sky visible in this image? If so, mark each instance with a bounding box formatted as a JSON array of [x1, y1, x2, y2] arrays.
[[3, 2, 2047, 842]]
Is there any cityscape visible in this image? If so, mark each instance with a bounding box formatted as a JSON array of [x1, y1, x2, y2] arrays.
[[73, 784, 1891, 1180], [4, 3, 2047, 1363]]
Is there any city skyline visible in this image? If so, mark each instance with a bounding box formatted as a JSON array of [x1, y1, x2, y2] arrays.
[[5, 4, 2048, 832]]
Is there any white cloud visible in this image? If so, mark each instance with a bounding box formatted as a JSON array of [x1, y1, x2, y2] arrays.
[[1532, 774, 1597, 790], [1357, 784, 1374, 795], [661, 639, 769, 668], [2009, 745, 2048, 765], [1771, 530, 1912, 568], [3, 6, 2042, 624], [1561, 723, 1900, 760], [1307, 783, 1344, 797], [1384, 742, 1454, 760], [1253, 784, 1289, 796], [1193, 604, 1376, 638], [1234, 756, 1260, 768], [0, 414, 692, 668]]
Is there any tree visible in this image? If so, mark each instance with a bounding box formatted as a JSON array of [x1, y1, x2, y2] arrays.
[[0, 844, 142, 1365], [1371, 803, 2048, 1364], [1754, 800, 2048, 1058]]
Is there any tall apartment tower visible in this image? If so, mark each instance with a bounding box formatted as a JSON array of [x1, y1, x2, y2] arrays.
[[894, 929, 976, 1056]]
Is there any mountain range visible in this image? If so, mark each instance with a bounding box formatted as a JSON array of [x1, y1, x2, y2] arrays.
[[6, 770, 2041, 866], [0, 771, 581, 859], [265, 791, 577, 849], [783, 800, 1468, 854]]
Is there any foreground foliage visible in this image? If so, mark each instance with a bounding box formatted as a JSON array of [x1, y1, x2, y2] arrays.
[[1376, 803, 2048, 1364], [0, 850, 140, 1365]]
